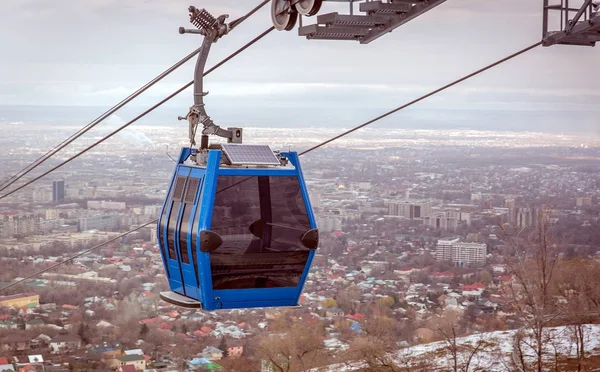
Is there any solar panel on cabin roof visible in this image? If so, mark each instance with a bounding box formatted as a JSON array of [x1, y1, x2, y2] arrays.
[[221, 144, 280, 166]]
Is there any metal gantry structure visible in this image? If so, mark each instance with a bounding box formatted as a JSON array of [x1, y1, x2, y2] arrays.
[[270, 0, 600, 46], [1, 0, 598, 299], [271, 0, 448, 43], [542, 0, 600, 46]]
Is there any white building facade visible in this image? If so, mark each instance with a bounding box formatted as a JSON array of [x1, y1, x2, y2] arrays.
[[436, 238, 486, 266]]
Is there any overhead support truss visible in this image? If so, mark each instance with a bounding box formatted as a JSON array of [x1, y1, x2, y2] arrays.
[[543, 0, 600, 46], [271, 0, 448, 43]]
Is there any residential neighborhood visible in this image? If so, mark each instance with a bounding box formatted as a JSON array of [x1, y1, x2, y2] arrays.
[[1, 126, 600, 370]]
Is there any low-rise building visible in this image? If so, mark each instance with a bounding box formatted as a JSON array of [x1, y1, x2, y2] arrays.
[[201, 346, 224, 361], [0, 335, 31, 352], [227, 345, 244, 358], [0, 293, 39, 308], [25, 318, 45, 329], [49, 334, 81, 354], [118, 354, 146, 371], [326, 308, 345, 318]]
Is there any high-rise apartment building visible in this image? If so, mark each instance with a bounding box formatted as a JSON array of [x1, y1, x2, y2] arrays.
[[0, 211, 39, 238], [79, 214, 120, 231], [388, 201, 432, 219], [52, 180, 65, 202], [509, 207, 537, 228], [436, 238, 486, 266], [576, 196, 592, 207], [504, 198, 516, 209], [318, 215, 343, 232], [423, 209, 471, 230]]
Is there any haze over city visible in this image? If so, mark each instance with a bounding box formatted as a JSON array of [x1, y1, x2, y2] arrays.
[[2, 0, 600, 134]]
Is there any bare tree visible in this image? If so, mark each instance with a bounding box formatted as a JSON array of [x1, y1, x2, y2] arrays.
[[257, 322, 326, 372], [503, 210, 561, 372], [510, 330, 528, 372], [553, 258, 600, 371], [335, 313, 419, 372], [345, 335, 423, 372], [435, 309, 490, 372]]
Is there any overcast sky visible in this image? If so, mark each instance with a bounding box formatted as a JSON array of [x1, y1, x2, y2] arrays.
[[1, 0, 599, 130]]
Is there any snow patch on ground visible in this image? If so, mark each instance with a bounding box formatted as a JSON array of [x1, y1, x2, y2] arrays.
[[318, 324, 600, 371]]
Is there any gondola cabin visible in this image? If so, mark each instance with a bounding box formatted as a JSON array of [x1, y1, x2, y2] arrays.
[[158, 144, 318, 310]]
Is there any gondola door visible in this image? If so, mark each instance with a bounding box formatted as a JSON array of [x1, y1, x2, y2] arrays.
[[164, 168, 204, 300], [175, 170, 204, 300], [162, 171, 188, 294]]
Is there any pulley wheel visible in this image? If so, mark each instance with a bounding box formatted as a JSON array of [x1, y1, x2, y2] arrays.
[[295, 0, 323, 16], [271, 0, 298, 31]]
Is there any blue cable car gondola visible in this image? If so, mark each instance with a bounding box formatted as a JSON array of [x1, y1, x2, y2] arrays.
[[158, 146, 318, 310], [157, 6, 319, 310]]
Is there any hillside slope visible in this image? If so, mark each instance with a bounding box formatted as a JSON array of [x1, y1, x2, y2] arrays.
[[320, 324, 600, 371]]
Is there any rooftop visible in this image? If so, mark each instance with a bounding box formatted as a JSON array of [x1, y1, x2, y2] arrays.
[[118, 354, 145, 362], [0, 293, 38, 302]]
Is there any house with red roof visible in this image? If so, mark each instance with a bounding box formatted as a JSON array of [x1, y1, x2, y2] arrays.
[[398, 267, 419, 274], [118, 353, 146, 372], [140, 318, 159, 325], [462, 283, 486, 297], [19, 307, 35, 315], [345, 313, 366, 322], [431, 271, 454, 279]]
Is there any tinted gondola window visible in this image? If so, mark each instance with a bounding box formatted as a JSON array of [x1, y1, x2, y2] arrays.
[[178, 178, 200, 265], [210, 176, 311, 290], [188, 177, 204, 287], [167, 176, 186, 260], [178, 205, 191, 264], [190, 178, 204, 259], [167, 203, 179, 261]]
